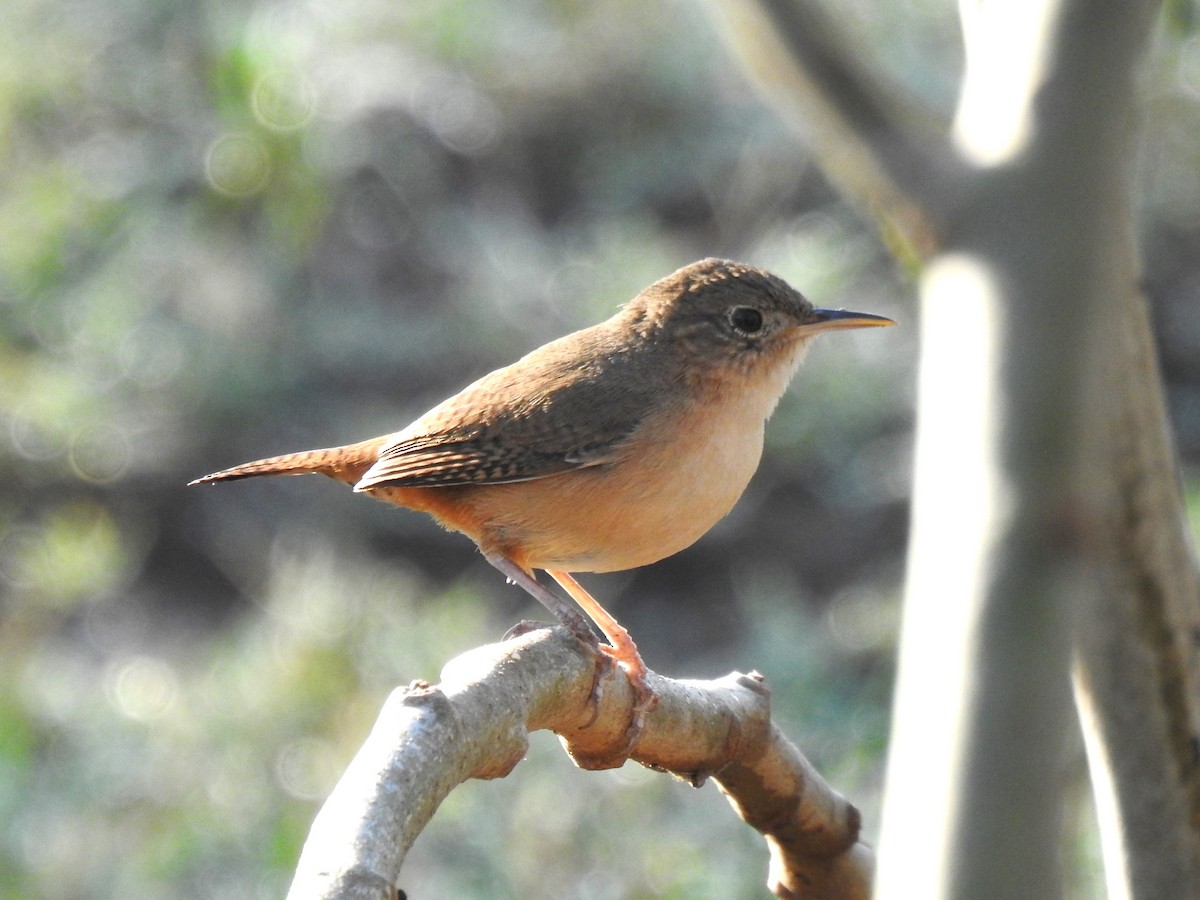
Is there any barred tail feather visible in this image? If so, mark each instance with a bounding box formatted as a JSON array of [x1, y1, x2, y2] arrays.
[[188, 437, 390, 487]]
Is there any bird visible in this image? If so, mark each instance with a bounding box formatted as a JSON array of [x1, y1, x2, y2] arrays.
[[190, 258, 893, 723]]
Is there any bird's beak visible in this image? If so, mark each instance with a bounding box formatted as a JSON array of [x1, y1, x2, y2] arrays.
[[804, 308, 896, 333]]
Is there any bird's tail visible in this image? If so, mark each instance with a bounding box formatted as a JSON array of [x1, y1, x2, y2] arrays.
[[188, 436, 389, 487]]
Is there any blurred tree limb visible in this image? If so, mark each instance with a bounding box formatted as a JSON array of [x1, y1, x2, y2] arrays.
[[708, 0, 967, 260], [712, 0, 1200, 895], [285, 627, 869, 900]]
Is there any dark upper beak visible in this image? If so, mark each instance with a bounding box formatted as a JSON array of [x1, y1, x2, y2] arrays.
[[805, 308, 896, 333]]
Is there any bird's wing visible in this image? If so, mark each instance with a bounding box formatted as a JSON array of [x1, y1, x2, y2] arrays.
[[355, 337, 673, 491], [354, 433, 618, 489]]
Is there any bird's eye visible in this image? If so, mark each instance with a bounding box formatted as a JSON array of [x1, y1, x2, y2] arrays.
[[728, 306, 764, 335]]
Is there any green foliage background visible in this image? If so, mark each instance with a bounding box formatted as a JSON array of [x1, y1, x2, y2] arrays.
[[2, 0, 1198, 897]]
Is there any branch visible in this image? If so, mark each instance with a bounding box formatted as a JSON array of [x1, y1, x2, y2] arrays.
[[285, 626, 870, 900], [706, 0, 966, 257]]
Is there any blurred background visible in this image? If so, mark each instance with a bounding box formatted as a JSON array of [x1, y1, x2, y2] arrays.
[[2, 0, 1198, 897]]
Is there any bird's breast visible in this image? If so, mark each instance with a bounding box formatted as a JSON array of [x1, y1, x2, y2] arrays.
[[447, 388, 771, 573], [375, 344, 806, 573]]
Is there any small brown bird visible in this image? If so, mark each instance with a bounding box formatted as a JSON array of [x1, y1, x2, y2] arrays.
[[191, 258, 892, 715]]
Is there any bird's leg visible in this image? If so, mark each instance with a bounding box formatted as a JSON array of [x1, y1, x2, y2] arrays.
[[484, 553, 611, 726], [546, 571, 643, 677], [547, 570, 659, 730], [483, 553, 599, 644]]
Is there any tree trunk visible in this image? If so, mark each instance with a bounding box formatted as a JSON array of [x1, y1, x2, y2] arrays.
[[712, 0, 1200, 894], [878, 1, 1200, 897]]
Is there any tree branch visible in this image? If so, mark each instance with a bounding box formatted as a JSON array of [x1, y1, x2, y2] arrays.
[[285, 627, 870, 900], [707, 0, 967, 257]]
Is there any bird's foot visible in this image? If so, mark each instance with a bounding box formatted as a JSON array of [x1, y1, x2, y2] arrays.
[[501, 619, 547, 642], [547, 570, 658, 761], [484, 556, 657, 757], [499, 616, 610, 726], [595, 643, 658, 750]]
